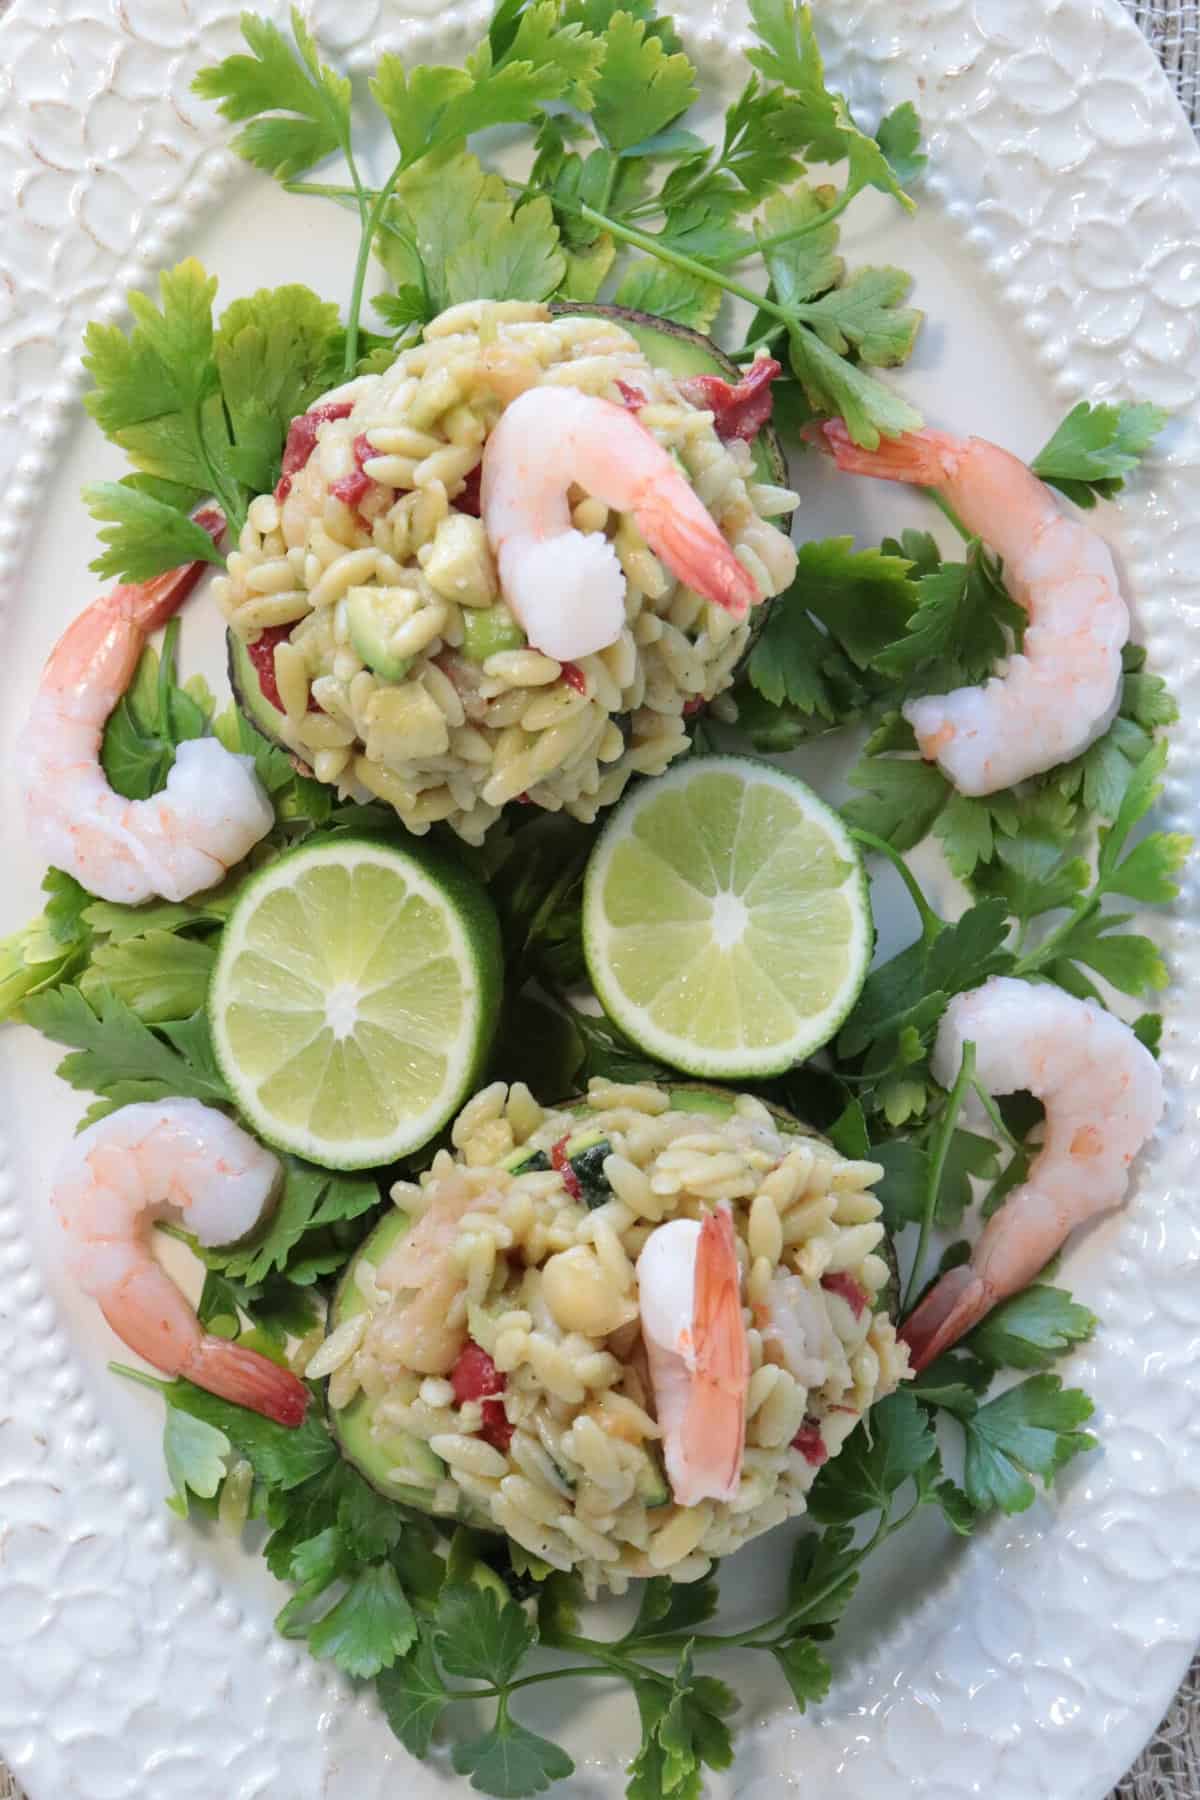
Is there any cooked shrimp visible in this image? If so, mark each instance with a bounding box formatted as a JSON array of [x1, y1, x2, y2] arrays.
[[52, 1099, 308, 1426], [757, 1269, 839, 1389], [19, 512, 274, 904], [816, 421, 1129, 794], [900, 976, 1163, 1371], [481, 386, 761, 662], [375, 1173, 497, 1374], [636, 1207, 750, 1507]]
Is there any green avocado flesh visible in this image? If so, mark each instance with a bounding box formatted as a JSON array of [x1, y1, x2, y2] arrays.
[[328, 1082, 897, 1512], [230, 304, 790, 755]]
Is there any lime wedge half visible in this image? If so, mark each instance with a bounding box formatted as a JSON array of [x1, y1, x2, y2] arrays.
[[209, 838, 501, 1169], [583, 756, 872, 1078]]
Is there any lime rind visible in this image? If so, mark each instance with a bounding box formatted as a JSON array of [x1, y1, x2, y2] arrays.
[[582, 756, 873, 1079], [209, 836, 501, 1169]]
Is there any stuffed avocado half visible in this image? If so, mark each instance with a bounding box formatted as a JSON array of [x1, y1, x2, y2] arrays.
[[324, 1079, 905, 1585], [223, 301, 797, 838]]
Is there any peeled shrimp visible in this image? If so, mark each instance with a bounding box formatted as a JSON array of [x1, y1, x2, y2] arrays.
[[374, 1172, 497, 1374], [52, 1098, 308, 1426], [481, 386, 760, 662], [636, 1207, 750, 1508], [817, 421, 1129, 794], [758, 1269, 839, 1389], [19, 513, 274, 904], [900, 976, 1163, 1371]]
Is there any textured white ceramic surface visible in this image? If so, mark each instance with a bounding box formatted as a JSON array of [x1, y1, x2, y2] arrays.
[[1, 2, 1199, 1797]]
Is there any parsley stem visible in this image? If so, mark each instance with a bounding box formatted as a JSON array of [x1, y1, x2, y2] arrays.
[[158, 618, 180, 738], [716, 189, 857, 267], [732, 328, 787, 361], [461, 1666, 615, 1700], [902, 1038, 976, 1315], [1013, 894, 1099, 980], [850, 827, 942, 946], [970, 1081, 1019, 1152], [344, 161, 406, 375]]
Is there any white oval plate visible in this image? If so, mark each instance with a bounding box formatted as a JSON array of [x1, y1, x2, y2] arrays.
[[1, 1, 1199, 1796]]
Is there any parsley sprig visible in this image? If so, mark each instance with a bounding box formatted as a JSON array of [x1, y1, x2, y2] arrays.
[[190, 0, 924, 458]]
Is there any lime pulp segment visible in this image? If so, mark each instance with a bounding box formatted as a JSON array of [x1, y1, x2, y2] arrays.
[[209, 837, 500, 1169], [582, 756, 873, 1078]]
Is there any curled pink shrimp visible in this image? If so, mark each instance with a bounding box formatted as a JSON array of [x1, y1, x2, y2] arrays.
[[52, 1098, 309, 1427], [901, 977, 1163, 1372], [815, 420, 1129, 795], [481, 387, 761, 662], [373, 1171, 499, 1374], [636, 1206, 750, 1507], [20, 509, 274, 904]]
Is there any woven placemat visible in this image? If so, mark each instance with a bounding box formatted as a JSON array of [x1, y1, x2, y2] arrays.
[[0, 3, 1195, 1798]]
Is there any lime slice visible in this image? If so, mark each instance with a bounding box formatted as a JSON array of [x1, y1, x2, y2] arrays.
[[582, 756, 872, 1078], [209, 838, 501, 1169]]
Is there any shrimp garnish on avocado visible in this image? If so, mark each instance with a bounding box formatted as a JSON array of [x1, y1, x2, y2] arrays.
[[637, 1206, 751, 1508], [481, 386, 762, 663]]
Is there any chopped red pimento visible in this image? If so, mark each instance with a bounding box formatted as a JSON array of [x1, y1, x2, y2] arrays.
[[353, 432, 375, 468], [616, 379, 647, 409], [480, 1398, 514, 1453], [678, 358, 782, 444], [330, 469, 372, 510], [682, 697, 706, 717], [515, 791, 533, 805], [791, 1420, 830, 1466], [455, 463, 482, 517], [560, 661, 587, 695], [245, 624, 322, 715], [821, 1272, 869, 1320], [451, 1342, 512, 1452], [551, 1134, 583, 1202], [274, 401, 355, 502]]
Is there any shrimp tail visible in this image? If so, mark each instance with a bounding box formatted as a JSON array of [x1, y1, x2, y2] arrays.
[[682, 1208, 749, 1500], [186, 1334, 311, 1427], [811, 421, 961, 488], [120, 506, 226, 632], [898, 1265, 989, 1373], [637, 493, 758, 618]]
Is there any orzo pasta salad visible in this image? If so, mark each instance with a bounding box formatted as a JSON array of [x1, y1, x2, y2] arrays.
[[2, 0, 1181, 1794], [322, 1081, 906, 1595], [218, 302, 798, 843]]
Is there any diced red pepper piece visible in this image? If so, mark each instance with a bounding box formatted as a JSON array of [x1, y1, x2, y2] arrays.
[[820, 1272, 869, 1320], [330, 469, 372, 510], [274, 401, 355, 502], [560, 661, 587, 695], [244, 624, 321, 715], [244, 624, 288, 712], [678, 358, 782, 444], [682, 697, 706, 717], [616, 380, 647, 409], [353, 432, 375, 468], [791, 1420, 830, 1466], [455, 464, 482, 517], [451, 1342, 513, 1452], [551, 1134, 583, 1202]]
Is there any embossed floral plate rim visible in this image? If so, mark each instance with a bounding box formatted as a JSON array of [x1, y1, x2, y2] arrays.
[[1, 1, 1200, 1796]]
